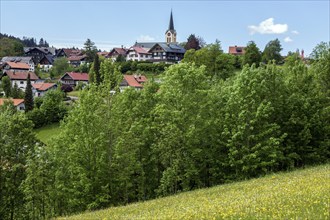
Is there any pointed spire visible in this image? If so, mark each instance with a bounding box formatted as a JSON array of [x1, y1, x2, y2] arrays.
[[168, 10, 174, 31]]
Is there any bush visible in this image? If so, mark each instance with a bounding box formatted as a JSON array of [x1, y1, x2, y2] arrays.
[[61, 84, 73, 93]]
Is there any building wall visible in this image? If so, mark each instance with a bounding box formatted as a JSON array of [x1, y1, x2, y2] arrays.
[[12, 79, 37, 90]]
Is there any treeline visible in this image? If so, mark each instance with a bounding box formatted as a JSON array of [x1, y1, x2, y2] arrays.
[[0, 42, 329, 219], [0, 33, 49, 57]]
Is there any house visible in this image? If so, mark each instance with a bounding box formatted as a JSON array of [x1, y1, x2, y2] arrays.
[[1, 56, 35, 71], [148, 43, 185, 63], [67, 55, 87, 67], [0, 98, 25, 111], [97, 51, 109, 57], [39, 55, 55, 71], [3, 62, 31, 72], [107, 47, 128, 61], [56, 48, 83, 58], [60, 72, 89, 86], [0, 71, 39, 90], [126, 46, 152, 61], [24, 47, 56, 64], [32, 82, 57, 97], [228, 46, 246, 55], [119, 74, 147, 92]]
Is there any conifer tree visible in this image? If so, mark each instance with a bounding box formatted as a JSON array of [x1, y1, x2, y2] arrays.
[[94, 54, 101, 85], [24, 73, 34, 112]]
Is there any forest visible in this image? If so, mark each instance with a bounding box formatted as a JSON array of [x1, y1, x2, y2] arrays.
[[0, 41, 329, 219]]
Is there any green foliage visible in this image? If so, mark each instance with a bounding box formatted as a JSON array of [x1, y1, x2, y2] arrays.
[[26, 89, 67, 128], [262, 38, 283, 64], [243, 41, 262, 67], [1, 76, 11, 97], [94, 54, 101, 84], [0, 109, 36, 219], [84, 38, 97, 63], [11, 83, 24, 98], [24, 73, 34, 112], [50, 57, 72, 78], [0, 37, 24, 57]]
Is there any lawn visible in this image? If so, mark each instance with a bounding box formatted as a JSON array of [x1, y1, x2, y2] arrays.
[[34, 123, 61, 144], [60, 164, 330, 220], [67, 90, 81, 97]]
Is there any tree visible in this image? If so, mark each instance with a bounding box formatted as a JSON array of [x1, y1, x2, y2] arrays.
[[39, 38, 44, 47], [243, 41, 262, 67], [0, 37, 24, 57], [24, 73, 34, 112], [84, 38, 97, 63], [185, 34, 201, 50], [2, 76, 11, 97], [11, 83, 24, 98], [309, 41, 330, 61], [0, 108, 36, 219], [262, 39, 283, 64], [50, 57, 71, 78], [94, 54, 101, 84]]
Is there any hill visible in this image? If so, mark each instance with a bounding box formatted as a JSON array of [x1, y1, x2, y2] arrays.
[[60, 164, 329, 220]]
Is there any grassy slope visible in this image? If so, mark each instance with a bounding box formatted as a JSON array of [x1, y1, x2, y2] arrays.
[[61, 164, 330, 220], [34, 123, 61, 144]]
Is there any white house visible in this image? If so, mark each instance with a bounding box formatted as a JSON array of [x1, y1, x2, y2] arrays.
[[126, 46, 152, 62], [0, 98, 25, 111], [1, 56, 35, 72], [0, 71, 39, 90], [119, 74, 147, 92]]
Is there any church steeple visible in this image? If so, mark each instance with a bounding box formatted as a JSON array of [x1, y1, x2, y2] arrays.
[[168, 10, 174, 31], [165, 10, 177, 43]]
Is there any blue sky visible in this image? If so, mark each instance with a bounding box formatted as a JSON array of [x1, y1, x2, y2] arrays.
[[1, 0, 329, 56]]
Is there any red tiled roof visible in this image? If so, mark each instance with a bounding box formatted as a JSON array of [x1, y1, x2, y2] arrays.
[[228, 46, 246, 55], [66, 72, 89, 81], [0, 98, 24, 106], [97, 52, 109, 56], [32, 83, 56, 91], [4, 71, 39, 80], [6, 62, 30, 69], [123, 75, 147, 88], [131, 46, 151, 54]]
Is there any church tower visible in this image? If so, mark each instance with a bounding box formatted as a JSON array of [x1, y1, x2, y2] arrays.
[[165, 10, 177, 43]]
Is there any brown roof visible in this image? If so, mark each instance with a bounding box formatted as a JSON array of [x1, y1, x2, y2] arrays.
[[32, 83, 56, 91], [63, 72, 89, 81], [123, 75, 147, 88], [63, 49, 83, 57], [67, 55, 87, 61], [109, 48, 128, 57], [0, 98, 24, 106], [228, 46, 246, 55], [6, 62, 30, 69], [4, 71, 39, 80], [131, 46, 151, 55], [97, 52, 109, 56]]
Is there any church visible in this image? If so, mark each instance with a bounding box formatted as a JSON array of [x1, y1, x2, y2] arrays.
[[131, 11, 186, 64]]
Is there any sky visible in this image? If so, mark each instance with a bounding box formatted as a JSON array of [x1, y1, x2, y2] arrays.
[[1, 0, 329, 56]]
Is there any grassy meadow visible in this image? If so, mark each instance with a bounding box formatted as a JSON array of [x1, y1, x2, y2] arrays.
[[60, 164, 330, 220], [34, 123, 61, 144]]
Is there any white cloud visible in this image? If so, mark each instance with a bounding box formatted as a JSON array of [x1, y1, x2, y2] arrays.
[[138, 35, 155, 42], [291, 30, 299, 35], [248, 18, 288, 35], [284, 36, 293, 43]]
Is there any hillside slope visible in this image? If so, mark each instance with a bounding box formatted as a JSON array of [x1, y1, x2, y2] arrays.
[[61, 164, 330, 220]]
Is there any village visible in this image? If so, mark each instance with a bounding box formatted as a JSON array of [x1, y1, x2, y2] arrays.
[[0, 11, 259, 111]]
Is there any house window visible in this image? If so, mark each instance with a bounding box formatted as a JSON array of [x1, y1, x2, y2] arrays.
[[20, 81, 24, 84]]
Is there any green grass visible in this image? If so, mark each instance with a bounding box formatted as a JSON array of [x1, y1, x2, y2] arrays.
[[60, 164, 330, 220], [67, 90, 81, 97], [34, 123, 61, 144]]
